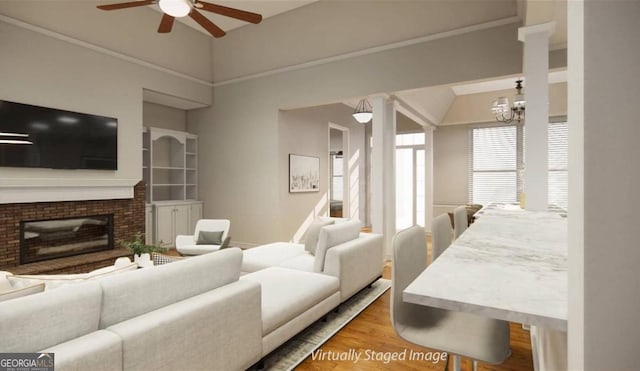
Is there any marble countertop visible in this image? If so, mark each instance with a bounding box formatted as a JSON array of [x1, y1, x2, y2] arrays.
[[403, 209, 568, 331]]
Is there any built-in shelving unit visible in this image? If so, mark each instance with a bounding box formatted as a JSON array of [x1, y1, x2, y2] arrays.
[[142, 127, 198, 203], [143, 127, 201, 245]]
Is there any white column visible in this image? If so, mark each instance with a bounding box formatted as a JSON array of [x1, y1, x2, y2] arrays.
[[370, 96, 396, 258], [424, 127, 434, 233], [518, 22, 554, 211]]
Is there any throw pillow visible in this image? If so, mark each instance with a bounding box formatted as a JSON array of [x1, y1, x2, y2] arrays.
[[196, 230, 224, 245], [0, 271, 13, 293], [0, 283, 45, 302], [304, 219, 335, 255], [7, 274, 88, 290], [151, 253, 186, 265]]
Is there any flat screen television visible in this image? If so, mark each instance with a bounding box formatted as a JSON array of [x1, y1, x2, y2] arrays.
[[0, 100, 117, 170]]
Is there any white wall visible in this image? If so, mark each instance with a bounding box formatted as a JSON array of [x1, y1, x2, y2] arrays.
[[189, 22, 523, 244], [0, 19, 211, 196], [143, 102, 187, 132], [571, 0, 640, 369], [279, 104, 366, 242]]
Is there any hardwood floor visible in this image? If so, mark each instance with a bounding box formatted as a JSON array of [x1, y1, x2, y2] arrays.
[[169, 239, 533, 371], [297, 265, 534, 371]]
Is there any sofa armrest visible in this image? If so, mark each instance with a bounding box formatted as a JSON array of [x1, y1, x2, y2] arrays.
[[323, 233, 384, 302], [107, 279, 263, 371], [175, 234, 195, 249]]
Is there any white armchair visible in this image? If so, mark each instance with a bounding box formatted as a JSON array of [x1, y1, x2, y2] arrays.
[[175, 219, 231, 256]]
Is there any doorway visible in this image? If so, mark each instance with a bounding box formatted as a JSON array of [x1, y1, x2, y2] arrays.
[[396, 132, 426, 230], [329, 124, 349, 218]]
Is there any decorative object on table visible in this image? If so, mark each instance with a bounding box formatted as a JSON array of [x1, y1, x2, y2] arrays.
[[289, 154, 320, 193], [352, 98, 373, 123], [96, 0, 262, 38], [121, 232, 166, 267], [491, 79, 525, 123]]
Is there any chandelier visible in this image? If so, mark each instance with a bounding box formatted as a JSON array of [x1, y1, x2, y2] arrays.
[[491, 80, 525, 123]]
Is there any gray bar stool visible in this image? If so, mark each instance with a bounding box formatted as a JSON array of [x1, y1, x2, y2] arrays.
[[390, 225, 511, 371]]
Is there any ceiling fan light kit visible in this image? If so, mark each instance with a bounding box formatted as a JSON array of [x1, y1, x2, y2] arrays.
[[97, 0, 263, 38], [158, 0, 191, 18]]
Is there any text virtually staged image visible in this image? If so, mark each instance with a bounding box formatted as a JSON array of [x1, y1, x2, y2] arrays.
[[0, 0, 638, 370]]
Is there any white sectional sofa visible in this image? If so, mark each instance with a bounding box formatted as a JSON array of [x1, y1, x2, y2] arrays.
[[0, 249, 262, 371], [242, 219, 384, 302], [0, 247, 357, 371]]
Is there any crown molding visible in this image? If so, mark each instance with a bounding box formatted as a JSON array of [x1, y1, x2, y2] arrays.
[[0, 14, 214, 88], [213, 16, 522, 87]]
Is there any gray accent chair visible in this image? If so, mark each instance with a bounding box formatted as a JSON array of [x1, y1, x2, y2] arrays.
[[431, 213, 453, 263], [453, 205, 469, 239], [390, 226, 511, 371]]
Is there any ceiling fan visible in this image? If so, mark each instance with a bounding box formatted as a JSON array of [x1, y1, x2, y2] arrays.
[[96, 0, 262, 38]]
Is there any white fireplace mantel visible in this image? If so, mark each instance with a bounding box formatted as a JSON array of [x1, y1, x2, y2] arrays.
[[0, 178, 140, 204]]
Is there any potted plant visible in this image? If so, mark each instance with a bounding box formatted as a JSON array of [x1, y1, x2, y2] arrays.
[[121, 232, 166, 267]]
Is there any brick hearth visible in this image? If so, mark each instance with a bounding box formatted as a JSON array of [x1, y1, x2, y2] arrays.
[[0, 181, 145, 274]]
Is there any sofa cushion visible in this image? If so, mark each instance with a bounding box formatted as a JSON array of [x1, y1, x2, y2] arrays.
[[87, 262, 138, 279], [197, 230, 224, 245], [304, 219, 334, 255], [278, 254, 314, 272], [241, 267, 339, 335], [41, 330, 123, 371], [0, 280, 103, 352], [99, 247, 242, 328], [0, 283, 45, 302], [314, 220, 361, 272], [241, 242, 306, 272], [177, 244, 221, 255]]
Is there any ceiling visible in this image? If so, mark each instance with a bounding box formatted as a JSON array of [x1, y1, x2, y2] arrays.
[[149, 0, 319, 35]]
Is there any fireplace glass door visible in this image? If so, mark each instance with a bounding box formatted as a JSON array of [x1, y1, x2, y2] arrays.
[[20, 214, 114, 264]]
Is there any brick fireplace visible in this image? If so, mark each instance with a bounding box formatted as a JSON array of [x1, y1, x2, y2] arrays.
[[0, 181, 145, 274]]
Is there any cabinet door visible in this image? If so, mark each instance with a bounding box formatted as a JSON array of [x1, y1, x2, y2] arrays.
[[155, 205, 175, 247], [174, 205, 191, 238], [189, 203, 203, 231], [145, 205, 154, 244]]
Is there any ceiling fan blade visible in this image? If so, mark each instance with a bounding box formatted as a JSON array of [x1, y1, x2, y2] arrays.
[[157, 13, 175, 33], [189, 9, 226, 38], [196, 1, 262, 24], [97, 0, 155, 11]]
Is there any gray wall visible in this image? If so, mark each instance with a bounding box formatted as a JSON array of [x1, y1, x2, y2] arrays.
[[574, 0, 640, 368], [433, 125, 470, 217], [143, 102, 187, 132], [279, 104, 366, 242], [189, 22, 523, 245]]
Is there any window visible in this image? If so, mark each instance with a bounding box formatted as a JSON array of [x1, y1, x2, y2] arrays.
[[469, 122, 568, 210]]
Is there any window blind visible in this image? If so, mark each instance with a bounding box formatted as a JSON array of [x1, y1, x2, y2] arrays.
[[469, 126, 518, 205], [469, 122, 568, 210], [548, 122, 568, 210]]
